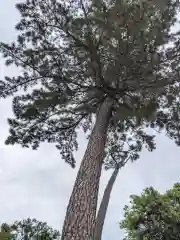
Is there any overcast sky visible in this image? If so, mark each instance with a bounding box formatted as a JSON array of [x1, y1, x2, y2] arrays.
[[1, 1, 180, 240]]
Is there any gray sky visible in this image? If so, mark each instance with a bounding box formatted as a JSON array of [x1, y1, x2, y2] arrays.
[[1, 1, 180, 239]]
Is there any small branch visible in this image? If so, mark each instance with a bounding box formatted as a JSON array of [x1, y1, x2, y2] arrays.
[[111, 154, 119, 169], [2, 76, 45, 96]]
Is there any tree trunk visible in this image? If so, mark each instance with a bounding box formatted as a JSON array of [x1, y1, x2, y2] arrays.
[[61, 98, 113, 240], [94, 167, 120, 240]]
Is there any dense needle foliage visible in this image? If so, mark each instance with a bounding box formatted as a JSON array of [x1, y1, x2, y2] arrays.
[[0, 0, 180, 169]]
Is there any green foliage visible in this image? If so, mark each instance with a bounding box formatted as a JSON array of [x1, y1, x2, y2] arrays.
[[120, 184, 180, 239], [1, 218, 60, 240], [0, 0, 180, 168], [0, 233, 11, 240], [0, 223, 12, 240]]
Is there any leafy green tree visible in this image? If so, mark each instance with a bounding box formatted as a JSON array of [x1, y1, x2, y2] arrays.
[[120, 184, 180, 240], [0, 224, 11, 240], [0, 232, 11, 240], [1, 218, 60, 240], [0, 0, 180, 239]]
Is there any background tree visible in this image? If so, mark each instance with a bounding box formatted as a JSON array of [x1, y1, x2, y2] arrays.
[[0, 224, 11, 240], [120, 184, 180, 239], [1, 218, 60, 240], [95, 155, 130, 240], [0, 0, 180, 239]]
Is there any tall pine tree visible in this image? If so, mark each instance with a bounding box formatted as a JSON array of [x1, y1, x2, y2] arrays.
[[1, 0, 180, 239]]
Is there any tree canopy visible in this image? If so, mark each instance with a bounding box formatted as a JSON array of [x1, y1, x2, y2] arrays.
[[0, 0, 180, 169], [120, 183, 180, 239], [0, 218, 60, 240]]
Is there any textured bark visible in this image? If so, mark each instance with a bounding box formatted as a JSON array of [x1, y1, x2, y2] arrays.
[[94, 167, 119, 240], [61, 98, 113, 240]]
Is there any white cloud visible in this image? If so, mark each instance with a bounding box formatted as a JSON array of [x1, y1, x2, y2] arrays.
[[1, 1, 180, 240]]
